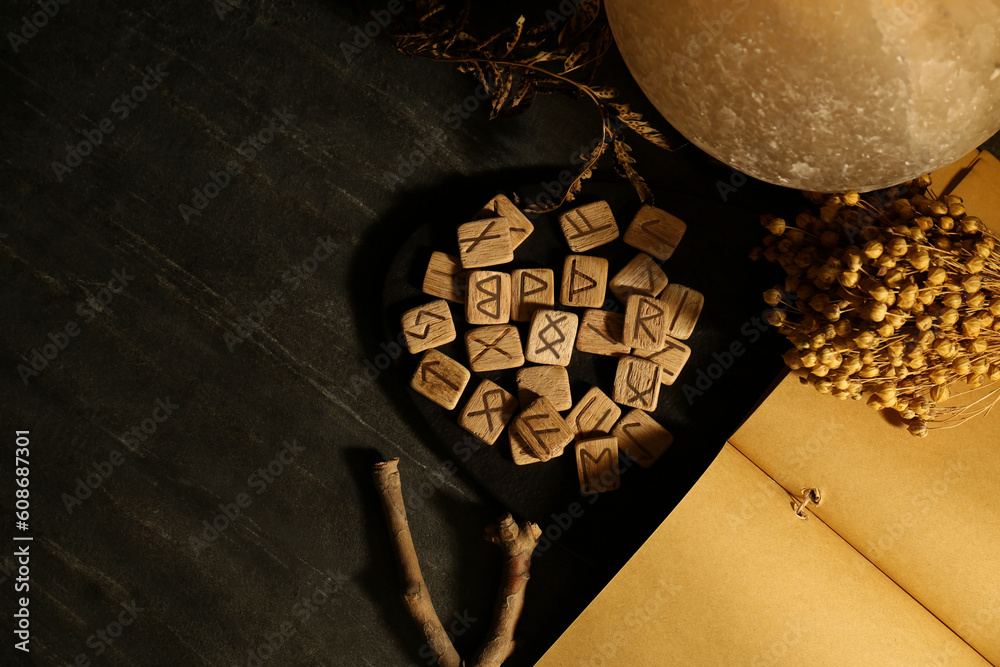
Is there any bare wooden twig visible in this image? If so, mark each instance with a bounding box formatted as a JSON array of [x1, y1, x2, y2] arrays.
[[373, 458, 543, 667], [373, 459, 462, 667]]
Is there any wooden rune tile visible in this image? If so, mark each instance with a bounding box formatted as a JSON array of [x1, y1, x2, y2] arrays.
[[401, 299, 456, 354], [525, 309, 579, 367], [458, 379, 518, 445], [609, 252, 668, 303], [661, 284, 704, 340], [509, 396, 574, 465], [559, 255, 608, 308], [516, 365, 572, 411], [613, 356, 662, 411], [623, 205, 687, 261], [422, 251, 467, 304], [465, 324, 524, 372], [457, 217, 514, 269], [466, 270, 511, 325], [575, 310, 631, 357], [575, 436, 620, 494], [410, 349, 471, 410], [511, 268, 555, 322], [565, 386, 621, 439], [612, 409, 674, 467], [559, 201, 619, 252], [623, 294, 667, 351], [633, 336, 691, 385], [476, 194, 534, 249]]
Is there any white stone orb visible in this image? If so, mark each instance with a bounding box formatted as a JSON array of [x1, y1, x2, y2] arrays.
[[606, 0, 1000, 191]]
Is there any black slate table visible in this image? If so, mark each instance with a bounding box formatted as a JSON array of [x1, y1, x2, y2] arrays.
[[4, 2, 998, 665]]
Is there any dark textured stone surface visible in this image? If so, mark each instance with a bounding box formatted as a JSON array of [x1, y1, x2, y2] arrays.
[[4, 2, 998, 665]]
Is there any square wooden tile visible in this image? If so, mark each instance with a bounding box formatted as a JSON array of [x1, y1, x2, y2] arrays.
[[623, 294, 667, 351], [466, 270, 511, 325], [565, 386, 622, 438], [525, 309, 579, 367], [613, 355, 662, 411], [410, 349, 471, 410], [458, 379, 518, 445], [422, 251, 467, 304], [559, 255, 608, 308], [633, 336, 691, 385], [401, 299, 456, 354], [611, 409, 674, 467], [661, 284, 704, 340], [476, 194, 534, 249], [575, 310, 631, 357], [575, 436, 620, 494], [609, 252, 668, 303], [559, 201, 619, 252], [509, 396, 574, 465], [511, 268, 555, 322], [465, 324, 524, 372], [457, 217, 514, 268], [516, 365, 572, 411], [623, 205, 687, 261]]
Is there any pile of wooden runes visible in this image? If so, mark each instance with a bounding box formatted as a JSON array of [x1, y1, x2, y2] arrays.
[[401, 195, 703, 494]]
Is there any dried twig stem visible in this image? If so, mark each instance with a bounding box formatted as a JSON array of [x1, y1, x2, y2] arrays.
[[373, 458, 543, 667], [373, 459, 462, 667]]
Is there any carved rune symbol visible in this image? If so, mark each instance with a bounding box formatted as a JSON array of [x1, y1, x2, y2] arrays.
[[586, 322, 617, 345], [475, 275, 502, 320], [568, 258, 597, 298], [470, 328, 512, 362], [620, 420, 653, 459], [520, 271, 548, 297], [459, 220, 501, 253], [644, 258, 657, 291], [579, 447, 614, 492], [640, 217, 674, 245], [420, 360, 460, 390], [468, 388, 507, 431], [669, 290, 690, 330], [535, 313, 568, 358], [520, 413, 559, 457], [651, 338, 686, 378], [408, 309, 446, 339], [634, 298, 664, 341], [565, 210, 613, 240], [575, 396, 614, 432], [625, 362, 655, 407]]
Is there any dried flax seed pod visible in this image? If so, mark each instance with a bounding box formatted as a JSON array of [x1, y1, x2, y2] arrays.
[[755, 175, 1000, 435]]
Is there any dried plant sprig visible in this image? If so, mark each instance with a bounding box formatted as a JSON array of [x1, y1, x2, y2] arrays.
[[753, 176, 1000, 436], [385, 0, 681, 213]]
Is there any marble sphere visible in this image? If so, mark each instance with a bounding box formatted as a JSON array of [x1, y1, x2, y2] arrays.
[[606, 0, 1000, 192]]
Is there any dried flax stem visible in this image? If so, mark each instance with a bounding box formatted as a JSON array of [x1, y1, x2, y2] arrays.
[[373, 458, 543, 667], [373, 459, 462, 667]]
